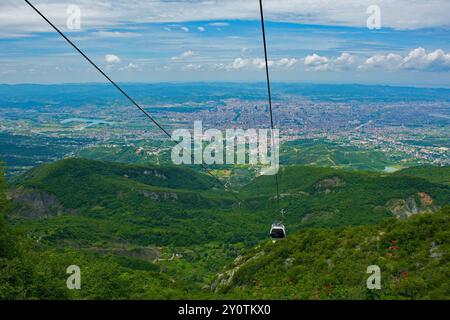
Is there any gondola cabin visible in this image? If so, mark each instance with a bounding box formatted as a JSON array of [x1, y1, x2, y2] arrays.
[[270, 223, 286, 239]]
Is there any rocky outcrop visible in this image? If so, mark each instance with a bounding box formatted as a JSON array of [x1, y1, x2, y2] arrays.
[[386, 192, 437, 219], [91, 246, 160, 261], [138, 190, 178, 201], [143, 169, 167, 180], [429, 242, 442, 260], [314, 176, 345, 194], [8, 188, 69, 219], [211, 251, 265, 293], [418, 192, 433, 206]]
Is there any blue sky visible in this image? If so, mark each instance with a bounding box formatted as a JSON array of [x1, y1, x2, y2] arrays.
[[1, 0, 449, 86]]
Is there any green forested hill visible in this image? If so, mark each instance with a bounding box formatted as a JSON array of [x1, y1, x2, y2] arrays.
[[1, 160, 449, 299], [9, 158, 263, 247], [243, 165, 450, 228], [19, 157, 221, 194], [393, 166, 450, 186], [7, 160, 450, 248]]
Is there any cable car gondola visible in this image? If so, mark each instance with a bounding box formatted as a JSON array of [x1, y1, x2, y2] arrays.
[[270, 223, 286, 239]]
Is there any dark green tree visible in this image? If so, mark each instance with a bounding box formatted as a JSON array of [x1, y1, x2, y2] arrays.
[[0, 162, 8, 214]]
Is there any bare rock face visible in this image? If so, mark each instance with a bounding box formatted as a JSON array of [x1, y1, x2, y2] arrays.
[[143, 170, 167, 180], [386, 192, 437, 219], [8, 188, 68, 219], [211, 251, 265, 293], [429, 242, 442, 260], [91, 246, 160, 261], [418, 192, 433, 206], [138, 190, 178, 201], [314, 176, 345, 194]]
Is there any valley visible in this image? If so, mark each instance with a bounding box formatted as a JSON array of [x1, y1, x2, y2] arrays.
[[0, 83, 449, 300], [1, 84, 449, 177]]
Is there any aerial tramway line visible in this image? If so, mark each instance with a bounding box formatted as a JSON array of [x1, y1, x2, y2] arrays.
[[24, 0, 286, 240], [258, 0, 286, 239]]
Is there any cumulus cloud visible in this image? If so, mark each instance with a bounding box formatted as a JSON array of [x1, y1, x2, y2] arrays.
[[304, 54, 330, 71], [333, 53, 358, 70], [276, 58, 299, 69], [301, 48, 450, 73], [168, 48, 450, 74], [120, 63, 139, 71], [105, 54, 121, 64], [358, 48, 450, 72], [304, 53, 358, 71], [229, 58, 249, 70], [401, 47, 450, 71], [225, 57, 297, 71], [252, 58, 274, 69], [358, 53, 402, 71]]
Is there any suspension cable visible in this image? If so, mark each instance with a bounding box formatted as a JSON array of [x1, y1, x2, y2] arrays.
[[259, 0, 282, 218], [23, 0, 246, 205]]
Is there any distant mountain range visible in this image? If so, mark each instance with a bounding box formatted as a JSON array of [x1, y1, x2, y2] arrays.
[[1, 83, 449, 108]]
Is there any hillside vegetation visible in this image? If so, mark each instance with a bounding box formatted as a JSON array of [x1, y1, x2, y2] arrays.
[[243, 165, 450, 228], [1, 159, 449, 299], [393, 166, 450, 186], [214, 206, 450, 299]]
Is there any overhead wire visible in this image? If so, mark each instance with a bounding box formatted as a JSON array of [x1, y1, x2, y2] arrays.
[[23, 0, 245, 205], [258, 0, 283, 219]]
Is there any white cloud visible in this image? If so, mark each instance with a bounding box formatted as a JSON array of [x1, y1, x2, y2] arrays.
[[208, 22, 230, 27], [225, 57, 297, 71], [229, 58, 249, 70], [3, 0, 449, 39], [358, 53, 402, 71], [276, 58, 299, 69], [105, 54, 121, 64], [197, 26, 205, 32], [304, 53, 357, 71], [182, 50, 195, 58], [182, 63, 201, 71], [357, 48, 450, 72], [333, 53, 358, 70], [304, 54, 330, 71], [171, 50, 196, 60], [120, 63, 139, 71], [252, 58, 274, 69], [401, 47, 450, 71], [303, 48, 450, 72], [180, 26, 189, 32]]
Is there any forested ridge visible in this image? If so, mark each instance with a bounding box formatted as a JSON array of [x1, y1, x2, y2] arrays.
[[0, 159, 449, 299]]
